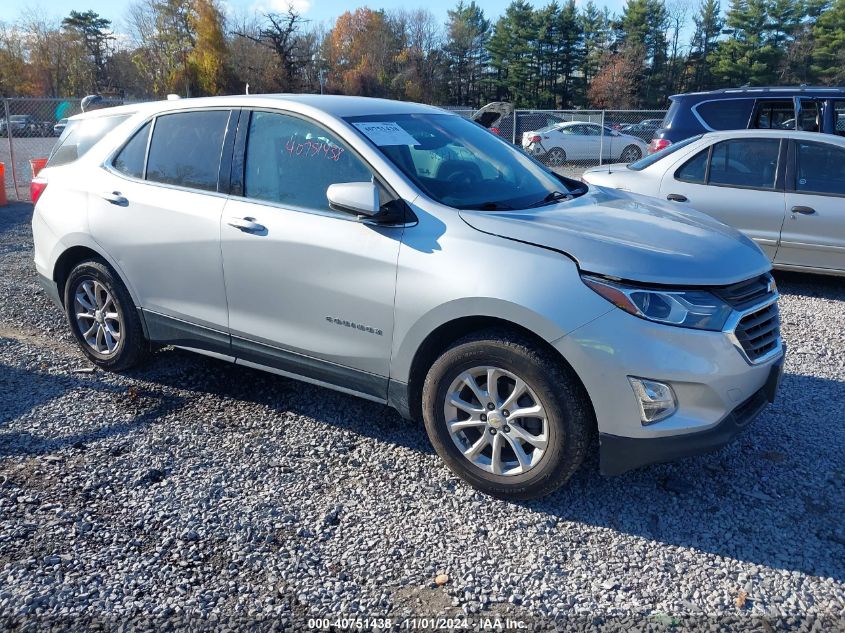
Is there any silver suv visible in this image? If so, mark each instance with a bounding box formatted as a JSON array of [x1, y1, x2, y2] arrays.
[[31, 96, 784, 499]]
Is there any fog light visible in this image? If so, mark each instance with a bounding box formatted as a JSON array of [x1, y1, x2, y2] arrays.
[[628, 377, 677, 425]]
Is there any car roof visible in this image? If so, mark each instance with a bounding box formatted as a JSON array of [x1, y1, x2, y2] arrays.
[[702, 128, 845, 144], [68, 94, 448, 122], [671, 86, 845, 101]]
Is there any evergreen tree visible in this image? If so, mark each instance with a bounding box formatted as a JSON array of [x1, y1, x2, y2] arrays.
[[688, 0, 722, 91], [444, 1, 490, 106], [812, 0, 845, 84]]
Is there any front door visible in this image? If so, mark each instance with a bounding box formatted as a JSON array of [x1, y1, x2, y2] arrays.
[[776, 139, 845, 273], [88, 110, 233, 346], [660, 137, 786, 259], [220, 110, 402, 398]]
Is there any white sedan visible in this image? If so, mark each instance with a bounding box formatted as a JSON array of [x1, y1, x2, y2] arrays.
[[522, 122, 648, 166], [581, 129, 845, 277]]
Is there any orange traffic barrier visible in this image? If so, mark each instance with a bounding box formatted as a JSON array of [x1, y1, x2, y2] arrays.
[[30, 157, 48, 178], [0, 163, 7, 206]]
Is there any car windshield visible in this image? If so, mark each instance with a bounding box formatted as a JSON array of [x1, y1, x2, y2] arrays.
[[627, 134, 703, 171], [345, 113, 583, 210]]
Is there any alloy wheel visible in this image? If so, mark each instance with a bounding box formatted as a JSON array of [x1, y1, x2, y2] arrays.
[[73, 279, 122, 355], [443, 365, 549, 476]]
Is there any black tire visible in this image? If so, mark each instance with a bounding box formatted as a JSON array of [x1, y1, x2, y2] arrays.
[[64, 259, 147, 371], [422, 329, 593, 500]]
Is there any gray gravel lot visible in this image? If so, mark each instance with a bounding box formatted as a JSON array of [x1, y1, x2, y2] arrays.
[[1, 137, 55, 201], [0, 202, 843, 630]]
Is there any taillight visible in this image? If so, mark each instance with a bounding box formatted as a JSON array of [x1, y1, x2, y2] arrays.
[[30, 177, 48, 205], [490, 127, 500, 136], [529, 135, 542, 143], [648, 138, 671, 154]]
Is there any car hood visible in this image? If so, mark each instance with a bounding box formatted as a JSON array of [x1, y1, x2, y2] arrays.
[[458, 186, 771, 286]]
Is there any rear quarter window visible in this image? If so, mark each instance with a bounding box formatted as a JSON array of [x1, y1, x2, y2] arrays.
[[694, 99, 755, 131], [47, 115, 131, 168]]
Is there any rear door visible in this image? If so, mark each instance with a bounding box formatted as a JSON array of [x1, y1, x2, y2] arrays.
[[776, 138, 845, 273], [88, 109, 235, 351], [659, 137, 786, 259]]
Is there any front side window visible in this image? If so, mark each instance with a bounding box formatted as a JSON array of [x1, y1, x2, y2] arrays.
[[753, 100, 794, 130], [47, 114, 131, 168], [708, 138, 780, 189], [695, 99, 755, 130], [243, 111, 373, 211], [675, 148, 709, 183], [346, 113, 582, 210], [832, 101, 845, 137], [795, 141, 845, 195], [797, 100, 820, 132], [146, 110, 230, 192], [113, 121, 151, 179]]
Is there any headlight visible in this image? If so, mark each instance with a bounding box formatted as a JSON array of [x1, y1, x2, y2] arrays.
[[582, 275, 733, 331]]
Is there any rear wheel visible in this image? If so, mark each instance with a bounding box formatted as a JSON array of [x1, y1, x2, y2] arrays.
[[545, 147, 567, 167], [621, 144, 642, 162], [64, 259, 147, 371], [422, 329, 592, 500]]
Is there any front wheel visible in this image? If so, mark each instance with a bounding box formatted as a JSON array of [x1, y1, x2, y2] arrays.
[[620, 145, 642, 162], [422, 329, 593, 500], [64, 259, 147, 371]]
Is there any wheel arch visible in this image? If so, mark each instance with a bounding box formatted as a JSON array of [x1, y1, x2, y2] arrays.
[[399, 314, 595, 426]]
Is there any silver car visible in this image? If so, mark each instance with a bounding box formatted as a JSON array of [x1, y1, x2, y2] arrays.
[[31, 96, 784, 499], [582, 129, 845, 277]]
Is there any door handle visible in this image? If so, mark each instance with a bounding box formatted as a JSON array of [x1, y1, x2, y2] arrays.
[[227, 216, 266, 233], [101, 191, 128, 206], [666, 193, 688, 202], [791, 205, 815, 215]]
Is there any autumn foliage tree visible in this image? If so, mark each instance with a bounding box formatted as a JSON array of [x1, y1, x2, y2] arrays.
[[587, 47, 644, 109]]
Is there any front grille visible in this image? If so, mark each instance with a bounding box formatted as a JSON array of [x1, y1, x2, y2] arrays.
[[735, 302, 780, 361], [713, 274, 774, 311]]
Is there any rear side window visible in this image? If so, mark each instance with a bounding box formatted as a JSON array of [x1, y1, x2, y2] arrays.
[[113, 122, 151, 179], [695, 99, 755, 130], [795, 141, 845, 195], [47, 115, 130, 168], [146, 110, 230, 192], [708, 139, 780, 189]]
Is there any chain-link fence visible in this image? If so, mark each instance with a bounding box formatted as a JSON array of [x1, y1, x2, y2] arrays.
[[1, 97, 143, 202], [1, 98, 665, 202]]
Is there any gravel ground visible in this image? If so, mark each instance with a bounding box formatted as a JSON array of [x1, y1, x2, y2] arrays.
[[0, 202, 843, 631]]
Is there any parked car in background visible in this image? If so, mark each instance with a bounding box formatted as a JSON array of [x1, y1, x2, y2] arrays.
[[471, 102, 571, 143], [523, 121, 648, 165], [53, 118, 69, 136], [649, 86, 845, 153], [0, 114, 45, 137], [620, 119, 662, 142], [32, 95, 783, 499], [582, 129, 845, 277]]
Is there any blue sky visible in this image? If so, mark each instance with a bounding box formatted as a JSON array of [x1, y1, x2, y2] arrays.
[[2, 0, 631, 31]]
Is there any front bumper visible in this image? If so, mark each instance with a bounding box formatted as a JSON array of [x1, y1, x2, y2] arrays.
[[599, 357, 783, 474], [553, 306, 784, 474]]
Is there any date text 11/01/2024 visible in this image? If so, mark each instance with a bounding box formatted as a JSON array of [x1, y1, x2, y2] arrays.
[[307, 616, 528, 630]]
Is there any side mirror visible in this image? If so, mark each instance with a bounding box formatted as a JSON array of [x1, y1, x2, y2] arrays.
[[326, 182, 379, 217]]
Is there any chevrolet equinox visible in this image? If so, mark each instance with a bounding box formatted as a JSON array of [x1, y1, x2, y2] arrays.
[[31, 95, 784, 499]]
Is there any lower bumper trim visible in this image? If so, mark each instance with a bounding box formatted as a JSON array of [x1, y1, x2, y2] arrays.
[[599, 384, 770, 476], [37, 272, 63, 308]]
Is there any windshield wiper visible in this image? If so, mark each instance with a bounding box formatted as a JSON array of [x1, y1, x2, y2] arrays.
[[526, 190, 573, 208], [461, 201, 515, 211]]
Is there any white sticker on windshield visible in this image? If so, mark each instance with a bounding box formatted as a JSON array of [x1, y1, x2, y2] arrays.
[[352, 121, 420, 147]]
